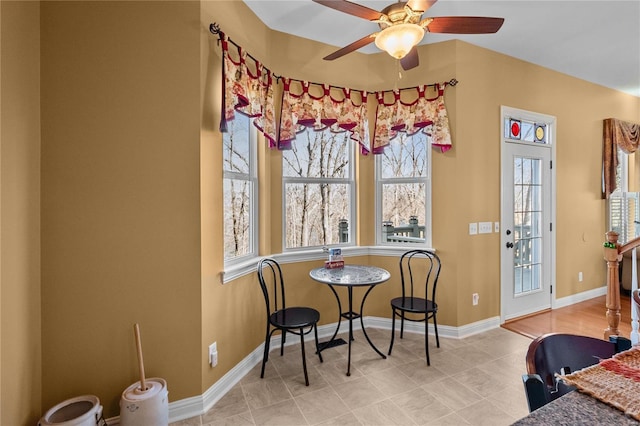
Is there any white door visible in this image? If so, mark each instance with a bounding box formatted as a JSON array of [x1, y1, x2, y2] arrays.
[[501, 107, 555, 321]]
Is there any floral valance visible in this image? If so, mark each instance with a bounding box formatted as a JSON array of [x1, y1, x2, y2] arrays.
[[602, 118, 640, 198], [279, 79, 369, 152], [373, 84, 452, 154], [212, 25, 453, 156]]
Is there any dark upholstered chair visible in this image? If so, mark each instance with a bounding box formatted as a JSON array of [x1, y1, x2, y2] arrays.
[[521, 333, 630, 412], [257, 258, 323, 386], [388, 249, 441, 366]]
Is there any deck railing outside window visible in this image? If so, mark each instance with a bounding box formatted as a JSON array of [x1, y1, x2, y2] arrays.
[[338, 216, 425, 244]]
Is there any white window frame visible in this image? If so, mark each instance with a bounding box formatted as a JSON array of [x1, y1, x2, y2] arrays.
[[375, 133, 432, 247], [223, 114, 258, 269], [282, 129, 356, 251]]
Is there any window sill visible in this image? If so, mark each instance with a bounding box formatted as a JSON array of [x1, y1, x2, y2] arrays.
[[221, 245, 436, 284]]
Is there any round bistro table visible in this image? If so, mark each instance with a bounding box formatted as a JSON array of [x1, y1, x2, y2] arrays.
[[309, 264, 391, 376]]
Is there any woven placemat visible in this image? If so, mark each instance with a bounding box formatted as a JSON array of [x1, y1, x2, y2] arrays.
[[559, 347, 640, 421]]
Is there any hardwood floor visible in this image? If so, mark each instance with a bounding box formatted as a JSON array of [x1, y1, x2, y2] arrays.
[[502, 294, 632, 340]]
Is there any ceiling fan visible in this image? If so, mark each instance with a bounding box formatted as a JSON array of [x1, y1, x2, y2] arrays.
[[313, 0, 504, 70]]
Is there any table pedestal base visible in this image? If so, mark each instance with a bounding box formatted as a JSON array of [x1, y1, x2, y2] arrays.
[[318, 285, 387, 376]]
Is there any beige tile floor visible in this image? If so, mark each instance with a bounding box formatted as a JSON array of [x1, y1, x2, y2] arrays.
[[170, 327, 533, 426]]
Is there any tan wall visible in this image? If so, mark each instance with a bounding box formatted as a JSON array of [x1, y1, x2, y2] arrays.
[[1, 1, 42, 424], [1, 5, 3, 422], [452, 42, 639, 309], [40, 0, 202, 418], [2, 0, 638, 422]]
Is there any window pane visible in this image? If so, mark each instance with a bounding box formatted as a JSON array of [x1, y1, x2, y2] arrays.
[[381, 183, 426, 243], [282, 131, 349, 178], [223, 113, 255, 262], [223, 116, 250, 174], [282, 127, 353, 249], [514, 185, 524, 213], [223, 178, 252, 258], [522, 158, 533, 185], [521, 121, 534, 142], [380, 133, 428, 179], [530, 185, 541, 212], [514, 157, 523, 185], [285, 183, 350, 248], [377, 131, 430, 246]]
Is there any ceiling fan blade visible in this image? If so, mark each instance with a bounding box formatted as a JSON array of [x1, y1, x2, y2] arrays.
[[427, 16, 505, 34], [323, 34, 376, 61], [400, 47, 419, 70], [407, 0, 438, 13], [312, 0, 383, 21]]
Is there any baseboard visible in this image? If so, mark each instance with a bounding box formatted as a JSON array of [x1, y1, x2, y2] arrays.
[[162, 316, 501, 423], [365, 315, 500, 339], [554, 285, 607, 309]]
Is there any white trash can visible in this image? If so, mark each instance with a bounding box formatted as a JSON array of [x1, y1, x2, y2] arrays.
[[119, 377, 168, 426], [38, 395, 103, 426]]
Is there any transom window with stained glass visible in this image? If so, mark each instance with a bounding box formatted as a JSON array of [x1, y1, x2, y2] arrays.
[[504, 117, 548, 144]]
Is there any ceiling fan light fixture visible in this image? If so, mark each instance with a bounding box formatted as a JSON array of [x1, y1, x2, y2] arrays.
[[374, 23, 425, 59]]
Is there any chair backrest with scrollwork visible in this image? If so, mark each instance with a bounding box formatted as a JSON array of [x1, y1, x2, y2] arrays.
[[398, 249, 441, 308]]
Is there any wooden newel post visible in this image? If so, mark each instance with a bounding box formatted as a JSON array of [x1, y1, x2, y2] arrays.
[[604, 231, 622, 339]]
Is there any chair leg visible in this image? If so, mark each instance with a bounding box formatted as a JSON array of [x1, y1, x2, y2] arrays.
[[433, 313, 440, 348], [400, 312, 405, 339], [299, 327, 310, 386], [388, 309, 396, 355], [425, 321, 430, 366], [314, 324, 323, 363], [261, 327, 271, 379], [280, 330, 286, 356]]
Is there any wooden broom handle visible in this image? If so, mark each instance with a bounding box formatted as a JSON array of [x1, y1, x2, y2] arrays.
[[134, 323, 147, 391]]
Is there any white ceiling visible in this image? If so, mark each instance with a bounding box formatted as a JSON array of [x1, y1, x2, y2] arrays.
[[243, 0, 640, 97]]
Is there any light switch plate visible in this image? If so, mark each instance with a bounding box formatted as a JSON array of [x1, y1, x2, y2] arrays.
[[479, 222, 492, 234], [469, 223, 478, 235]]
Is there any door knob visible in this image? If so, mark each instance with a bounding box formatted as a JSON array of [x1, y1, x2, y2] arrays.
[[506, 242, 514, 248]]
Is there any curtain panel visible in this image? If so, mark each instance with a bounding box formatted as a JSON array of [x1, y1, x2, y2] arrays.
[[602, 118, 640, 199]]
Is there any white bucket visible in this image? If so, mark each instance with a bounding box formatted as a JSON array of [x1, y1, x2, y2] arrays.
[[38, 395, 103, 426], [119, 377, 168, 426]]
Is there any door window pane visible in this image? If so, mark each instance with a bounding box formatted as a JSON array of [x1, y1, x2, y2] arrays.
[[513, 155, 543, 295]]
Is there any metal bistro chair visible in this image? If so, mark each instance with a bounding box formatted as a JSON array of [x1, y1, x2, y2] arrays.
[[388, 249, 442, 366], [257, 258, 323, 386]]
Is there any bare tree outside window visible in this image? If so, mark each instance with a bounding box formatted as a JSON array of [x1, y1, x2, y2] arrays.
[[223, 114, 256, 260], [283, 129, 352, 249], [377, 132, 430, 245]]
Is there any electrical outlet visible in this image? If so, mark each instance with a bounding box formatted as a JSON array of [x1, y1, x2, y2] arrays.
[[209, 342, 218, 367], [578, 272, 583, 282], [472, 293, 479, 306], [469, 223, 478, 235], [479, 222, 492, 234]]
